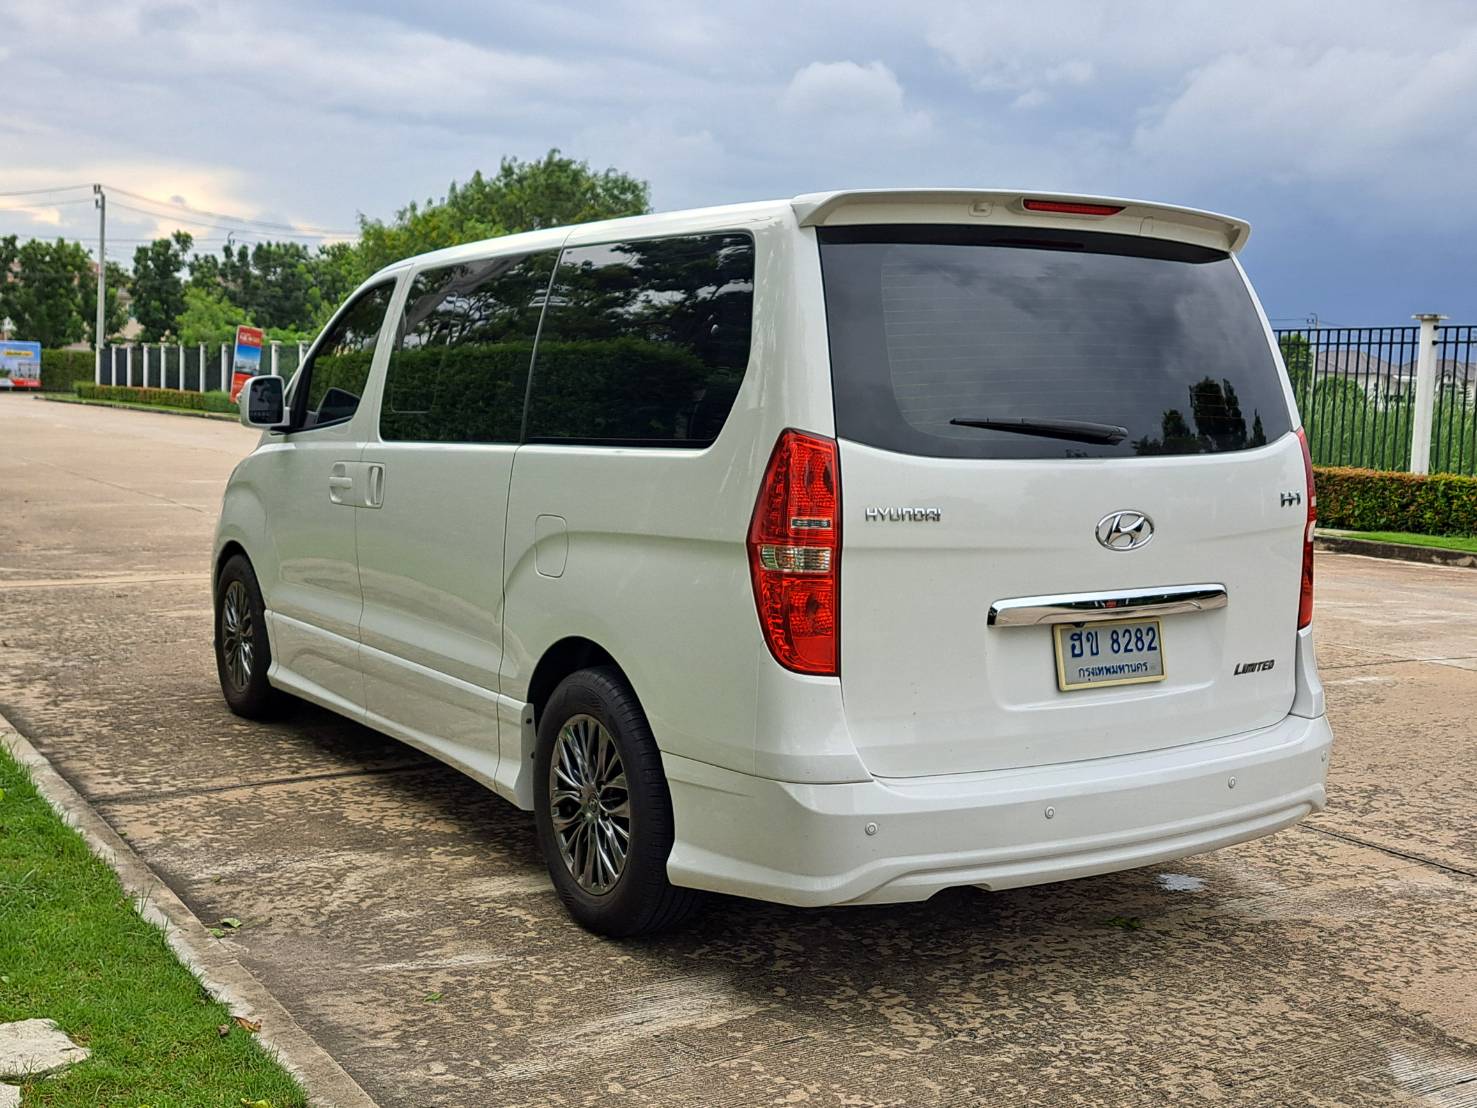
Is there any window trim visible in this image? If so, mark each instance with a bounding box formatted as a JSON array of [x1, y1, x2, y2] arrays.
[[286, 277, 400, 435]]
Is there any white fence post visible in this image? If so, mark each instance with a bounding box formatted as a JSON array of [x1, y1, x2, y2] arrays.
[[141, 345, 150, 388], [125, 344, 133, 386], [271, 340, 280, 377], [178, 342, 185, 391], [220, 343, 228, 393], [198, 343, 207, 392], [1409, 313, 1446, 475], [110, 346, 118, 386], [94, 348, 101, 385]]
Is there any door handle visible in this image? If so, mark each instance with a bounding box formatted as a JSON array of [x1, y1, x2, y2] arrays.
[[365, 464, 385, 508], [328, 461, 355, 505]]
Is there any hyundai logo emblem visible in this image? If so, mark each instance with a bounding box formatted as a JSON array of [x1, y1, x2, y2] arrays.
[[1096, 510, 1154, 551]]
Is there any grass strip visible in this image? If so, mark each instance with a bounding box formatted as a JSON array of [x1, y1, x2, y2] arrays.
[[35, 394, 238, 421], [0, 748, 305, 1107], [1343, 530, 1477, 554]]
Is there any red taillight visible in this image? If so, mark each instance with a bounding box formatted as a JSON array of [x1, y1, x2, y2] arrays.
[[1297, 427, 1316, 629], [1022, 198, 1125, 216], [748, 430, 840, 676]]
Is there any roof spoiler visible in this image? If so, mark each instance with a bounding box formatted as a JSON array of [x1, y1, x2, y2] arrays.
[[790, 189, 1251, 253]]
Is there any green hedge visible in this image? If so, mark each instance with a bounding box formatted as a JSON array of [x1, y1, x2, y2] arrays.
[[41, 349, 97, 392], [1315, 466, 1477, 537], [74, 382, 237, 414]]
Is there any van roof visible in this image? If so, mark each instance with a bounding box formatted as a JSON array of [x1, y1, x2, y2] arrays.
[[372, 188, 1249, 280]]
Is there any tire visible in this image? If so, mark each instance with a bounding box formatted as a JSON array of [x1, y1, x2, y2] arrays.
[[534, 667, 701, 937], [214, 554, 285, 719]]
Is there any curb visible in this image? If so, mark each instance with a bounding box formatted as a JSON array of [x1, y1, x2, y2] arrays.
[[1315, 534, 1477, 570], [0, 711, 378, 1108], [33, 394, 239, 421]]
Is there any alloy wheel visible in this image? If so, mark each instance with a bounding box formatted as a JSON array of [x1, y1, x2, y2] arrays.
[[548, 714, 630, 895], [220, 579, 255, 690]]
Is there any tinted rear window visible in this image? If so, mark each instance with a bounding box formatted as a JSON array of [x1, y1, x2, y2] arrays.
[[819, 225, 1291, 459]]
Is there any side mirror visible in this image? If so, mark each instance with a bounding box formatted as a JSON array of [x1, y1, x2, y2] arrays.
[[240, 375, 287, 429]]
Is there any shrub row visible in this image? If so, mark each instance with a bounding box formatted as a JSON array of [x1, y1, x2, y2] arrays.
[[1315, 465, 1477, 537], [40, 349, 97, 392], [74, 382, 238, 414]]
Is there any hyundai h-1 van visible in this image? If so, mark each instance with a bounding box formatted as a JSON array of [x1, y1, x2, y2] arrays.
[[214, 189, 1332, 935]]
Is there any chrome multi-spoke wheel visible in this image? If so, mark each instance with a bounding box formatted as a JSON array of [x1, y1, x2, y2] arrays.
[[549, 713, 630, 895], [220, 578, 254, 690]]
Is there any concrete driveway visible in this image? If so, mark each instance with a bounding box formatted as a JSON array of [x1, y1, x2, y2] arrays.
[[2, 395, 1475, 1107]]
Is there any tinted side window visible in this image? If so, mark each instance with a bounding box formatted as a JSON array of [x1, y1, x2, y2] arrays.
[[381, 252, 555, 443], [525, 233, 755, 446], [296, 281, 396, 431]]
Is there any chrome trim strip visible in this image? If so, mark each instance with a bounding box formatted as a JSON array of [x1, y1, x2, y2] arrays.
[[988, 584, 1228, 627]]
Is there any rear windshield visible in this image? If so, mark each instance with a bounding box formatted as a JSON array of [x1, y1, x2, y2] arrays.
[[819, 225, 1292, 459]]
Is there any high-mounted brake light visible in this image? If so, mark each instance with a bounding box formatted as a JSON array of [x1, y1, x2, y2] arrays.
[[748, 430, 840, 675], [1022, 199, 1125, 216], [1297, 427, 1316, 629]]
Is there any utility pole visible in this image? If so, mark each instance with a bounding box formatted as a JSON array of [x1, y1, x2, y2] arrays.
[[93, 184, 106, 383]]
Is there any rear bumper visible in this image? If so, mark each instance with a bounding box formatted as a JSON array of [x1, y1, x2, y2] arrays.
[[664, 711, 1332, 907]]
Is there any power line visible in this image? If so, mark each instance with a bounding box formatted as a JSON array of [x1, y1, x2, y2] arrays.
[[107, 200, 345, 242], [103, 235, 286, 244], [0, 184, 92, 198], [0, 198, 98, 211], [106, 185, 356, 237], [1, 181, 357, 237]]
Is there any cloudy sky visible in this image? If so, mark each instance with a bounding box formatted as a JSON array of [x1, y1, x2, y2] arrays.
[[3, 0, 1475, 324]]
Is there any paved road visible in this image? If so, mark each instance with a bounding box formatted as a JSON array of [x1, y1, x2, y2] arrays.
[[3, 395, 1476, 1107]]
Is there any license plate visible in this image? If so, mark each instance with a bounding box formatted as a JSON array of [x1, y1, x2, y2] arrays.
[[1053, 618, 1166, 691]]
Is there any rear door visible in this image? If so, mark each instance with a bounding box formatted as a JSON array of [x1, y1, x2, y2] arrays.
[[819, 224, 1305, 778]]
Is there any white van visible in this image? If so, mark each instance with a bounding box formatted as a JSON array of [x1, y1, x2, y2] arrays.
[[215, 189, 1332, 935]]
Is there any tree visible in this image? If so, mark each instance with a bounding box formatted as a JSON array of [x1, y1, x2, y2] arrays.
[[0, 236, 92, 348], [4, 149, 648, 344], [1279, 333, 1314, 408], [81, 261, 130, 343], [192, 240, 351, 334], [355, 149, 650, 274], [177, 285, 249, 345], [310, 241, 365, 323], [131, 231, 194, 340]]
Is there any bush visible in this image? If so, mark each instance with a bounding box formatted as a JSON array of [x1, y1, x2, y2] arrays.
[[1315, 465, 1477, 537], [40, 349, 97, 392], [74, 382, 237, 414]]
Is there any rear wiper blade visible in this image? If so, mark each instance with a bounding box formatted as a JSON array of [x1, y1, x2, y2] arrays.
[[949, 416, 1129, 445]]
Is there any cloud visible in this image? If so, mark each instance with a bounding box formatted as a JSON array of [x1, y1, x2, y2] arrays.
[[0, 200, 65, 227], [1131, 34, 1477, 205], [780, 60, 931, 138], [0, 0, 1474, 322]]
